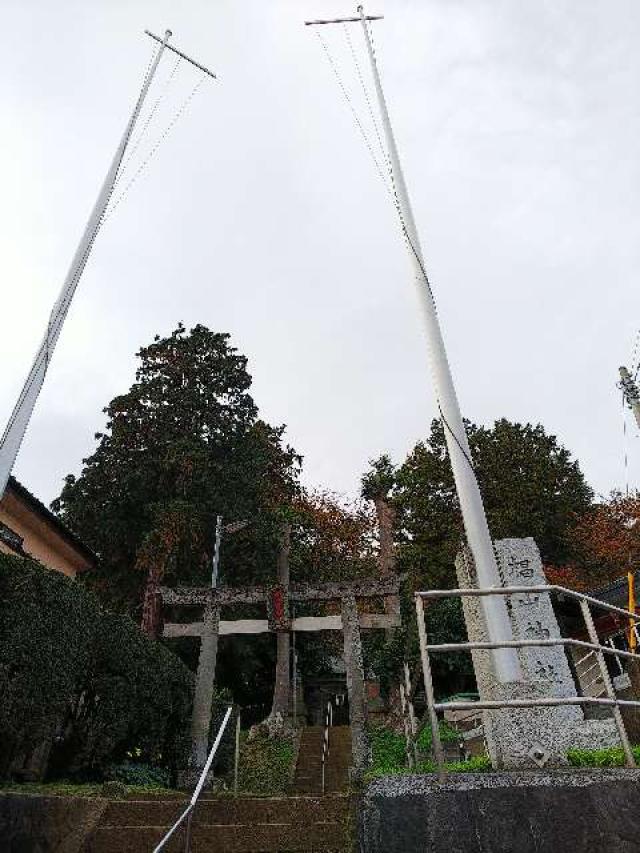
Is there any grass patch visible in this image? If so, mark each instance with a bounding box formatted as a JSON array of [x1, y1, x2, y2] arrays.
[[367, 722, 489, 780], [567, 746, 640, 768], [236, 731, 296, 796], [0, 781, 179, 798], [365, 754, 491, 781]]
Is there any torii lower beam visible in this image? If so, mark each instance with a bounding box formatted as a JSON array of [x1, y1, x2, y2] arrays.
[[164, 613, 400, 638]]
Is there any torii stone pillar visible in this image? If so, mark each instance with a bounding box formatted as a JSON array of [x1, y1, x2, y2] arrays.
[[189, 600, 221, 774], [342, 593, 370, 776]]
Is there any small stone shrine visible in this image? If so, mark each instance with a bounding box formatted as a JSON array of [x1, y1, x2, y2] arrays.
[[456, 537, 619, 768]]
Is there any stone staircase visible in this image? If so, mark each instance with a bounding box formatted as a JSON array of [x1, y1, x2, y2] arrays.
[[82, 793, 352, 852], [81, 726, 354, 852], [291, 726, 352, 795]]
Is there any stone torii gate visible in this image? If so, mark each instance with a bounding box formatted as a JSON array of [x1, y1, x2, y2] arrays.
[[159, 576, 401, 778]]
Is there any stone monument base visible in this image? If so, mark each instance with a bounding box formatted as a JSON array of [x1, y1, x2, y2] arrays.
[[482, 681, 618, 769], [456, 538, 620, 769]]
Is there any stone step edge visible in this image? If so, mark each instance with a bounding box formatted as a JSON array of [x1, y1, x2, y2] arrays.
[[98, 821, 345, 829], [117, 794, 350, 803]]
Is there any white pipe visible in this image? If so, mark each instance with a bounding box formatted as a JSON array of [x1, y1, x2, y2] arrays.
[[0, 30, 173, 498], [620, 366, 640, 431], [357, 6, 519, 681]]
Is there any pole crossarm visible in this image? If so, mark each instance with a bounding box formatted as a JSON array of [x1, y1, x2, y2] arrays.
[[144, 29, 218, 78], [304, 14, 383, 26]]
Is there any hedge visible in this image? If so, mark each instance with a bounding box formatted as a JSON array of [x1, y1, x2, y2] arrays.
[[0, 554, 193, 782]]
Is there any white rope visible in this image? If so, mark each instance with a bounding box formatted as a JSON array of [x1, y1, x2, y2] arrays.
[[315, 29, 393, 200], [116, 54, 183, 187], [104, 71, 208, 222]]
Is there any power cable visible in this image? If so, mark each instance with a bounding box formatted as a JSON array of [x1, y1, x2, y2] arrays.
[[342, 23, 388, 171], [315, 29, 393, 199], [105, 70, 208, 222], [116, 54, 183, 187]]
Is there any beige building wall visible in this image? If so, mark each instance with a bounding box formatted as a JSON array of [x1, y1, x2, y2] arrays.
[[0, 489, 92, 578]]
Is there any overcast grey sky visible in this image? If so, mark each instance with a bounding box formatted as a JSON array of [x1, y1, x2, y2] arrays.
[[2, 0, 640, 506]]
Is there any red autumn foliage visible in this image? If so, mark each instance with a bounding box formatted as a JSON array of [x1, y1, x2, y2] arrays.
[[548, 493, 640, 592]]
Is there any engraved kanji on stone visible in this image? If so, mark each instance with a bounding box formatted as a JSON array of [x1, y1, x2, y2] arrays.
[[524, 620, 550, 640], [534, 660, 562, 684], [507, 556, 534, 580], [515, 592, 540, 608]]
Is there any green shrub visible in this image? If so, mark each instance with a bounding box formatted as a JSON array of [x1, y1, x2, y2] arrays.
[[237, 731, 295, 795], [367, 721, 490, 779], [368, 721, 466, 778], [567, 746, 640, 768], [105, 761, 170, 787], [369, 727, 407, 775], [0, 554, 193, 782], [416, 720, 460, 751]]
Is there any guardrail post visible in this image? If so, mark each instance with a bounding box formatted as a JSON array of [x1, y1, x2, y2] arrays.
[[403, 662, 420, 764], [579, 599, 636, 768], [415, 594, 446, 778], [234, 708, 241, 796], [399, 683, 415, 768], [183, 810, 193, 853]]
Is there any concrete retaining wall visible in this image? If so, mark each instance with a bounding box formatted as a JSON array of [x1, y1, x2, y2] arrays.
[[0, 793, 106, 853], [359, 770, 640, 853]]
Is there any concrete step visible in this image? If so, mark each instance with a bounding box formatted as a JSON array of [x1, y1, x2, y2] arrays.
[[292, 726, 352, 795], [84, 795, 352, 853], [85, 822, 350, 853], [100, 795, 349, 827]]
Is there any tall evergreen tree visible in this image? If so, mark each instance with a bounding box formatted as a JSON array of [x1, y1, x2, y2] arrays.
[[394, 418, 593, 589], [53, 324, 301, 618]]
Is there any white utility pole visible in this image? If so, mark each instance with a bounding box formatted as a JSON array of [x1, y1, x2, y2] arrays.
[[0, 29, 216, 499], [356, 5, 519, 682], [305, 6, 520, 681], [620, 366, 640, 431]]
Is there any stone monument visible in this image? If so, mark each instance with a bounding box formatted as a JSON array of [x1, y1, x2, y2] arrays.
[[456, 537, 619, 768]]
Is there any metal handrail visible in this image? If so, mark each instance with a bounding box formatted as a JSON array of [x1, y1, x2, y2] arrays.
[[153, 705, 233, 853], [321, 699, 333, 795], [415, 585, 640, 776], [320, 693, 346, 794]]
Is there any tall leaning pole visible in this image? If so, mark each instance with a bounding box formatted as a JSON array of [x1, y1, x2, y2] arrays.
[[354, 6, 520, 681], [0, 30, 173, 498], [0, 30, 216, 500]]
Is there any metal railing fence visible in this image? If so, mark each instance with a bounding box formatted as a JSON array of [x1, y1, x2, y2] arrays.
[[152, 705, 233, 853], [321, 698, 333, 795], [320, 693, 345, 794], [399, 662, 418, 767], [414, 584, 640, 776]]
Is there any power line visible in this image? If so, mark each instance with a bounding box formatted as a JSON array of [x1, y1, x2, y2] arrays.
[[315, 29, 393, 199]]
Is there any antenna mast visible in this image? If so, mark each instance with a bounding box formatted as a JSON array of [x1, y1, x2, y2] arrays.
[[0, 29, 216, 498], [306, 6, 520, 681]]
